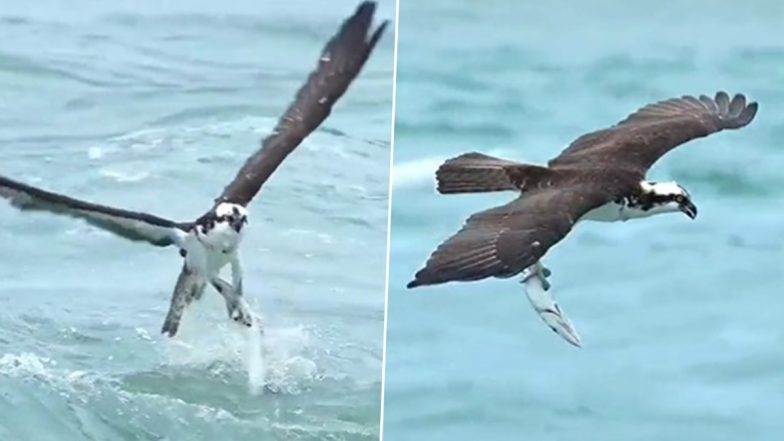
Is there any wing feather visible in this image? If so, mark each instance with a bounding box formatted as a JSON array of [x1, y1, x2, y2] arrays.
[[215, 1, 388, 206], [407, 186, 614, 288], [0, 175, 190, 247], [549, 91, 758, 174]]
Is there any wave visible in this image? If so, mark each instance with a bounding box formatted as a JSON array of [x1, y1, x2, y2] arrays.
[[98, 168, 150, 183]]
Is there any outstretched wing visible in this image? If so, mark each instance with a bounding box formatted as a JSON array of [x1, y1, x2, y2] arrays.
[[549, 91, 758, 175], [215, 1, 389, 207], [0, 175, 191, 247], [407, 186, 615, 288]]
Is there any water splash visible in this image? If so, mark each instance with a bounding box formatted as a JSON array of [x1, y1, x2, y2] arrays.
[[245, 308, 266, 395]]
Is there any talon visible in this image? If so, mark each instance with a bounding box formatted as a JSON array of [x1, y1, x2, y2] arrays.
[[234, 314, 252, 327], [520, 269, 536, 283], [229, 306, 253, 328], [542, 267, 552, 278]]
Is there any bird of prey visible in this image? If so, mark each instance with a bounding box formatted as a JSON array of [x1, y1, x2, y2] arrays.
[[408, 91, 758, 346], [0, 2, 388, 337]]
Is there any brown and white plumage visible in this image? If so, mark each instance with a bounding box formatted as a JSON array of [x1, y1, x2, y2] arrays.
[[0, 2, 388, 337], [435, 152, 554, 194], [1, 2, 387, 245], [410, 91, 758, 289], [549, 91, 758, 175], [215, 2, 388, 207], [0, 175, 192, 247], [408, 185, 620, 287]]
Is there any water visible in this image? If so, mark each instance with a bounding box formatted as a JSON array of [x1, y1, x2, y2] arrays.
[[385, 1, 784, 440], [0, 1, 394, 439]]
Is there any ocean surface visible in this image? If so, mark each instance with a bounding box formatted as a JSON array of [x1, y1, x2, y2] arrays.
[[385, 1, 784, 440], [0, 1, 394, 440]]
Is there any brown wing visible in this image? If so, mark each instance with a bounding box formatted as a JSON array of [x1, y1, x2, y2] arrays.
[[548, 91, 758, 175], [0, 175, 191, 247], [215, 2, 388, 206], [407, 186, 616, 288]]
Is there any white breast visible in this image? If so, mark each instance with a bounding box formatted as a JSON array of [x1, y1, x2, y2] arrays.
[[581, 201, 627, 222], [581, 200, 653, 223], [182, 226, 241, 277]]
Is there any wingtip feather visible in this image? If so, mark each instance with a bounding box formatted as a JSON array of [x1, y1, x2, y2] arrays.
[[345, 1, 379, 37], [715, 91, 730, 113], [355, 1, 377, 18], [370, 20, 390, 48], [327, 1, 387, 66], [714, 91, 757, 128], [729, 93, 746, 115], [740, 101, 759, 126]]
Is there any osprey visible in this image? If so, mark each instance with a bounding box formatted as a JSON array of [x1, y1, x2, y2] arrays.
[[0, 2, 388, 337], [408, 91, 758, 347]]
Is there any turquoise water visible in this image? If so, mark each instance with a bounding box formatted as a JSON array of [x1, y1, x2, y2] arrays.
[[0, 1, 394, 440], [385, 1, 784, 440]]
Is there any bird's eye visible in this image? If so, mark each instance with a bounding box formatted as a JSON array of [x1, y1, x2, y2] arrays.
[[675, 195, 684, 203]]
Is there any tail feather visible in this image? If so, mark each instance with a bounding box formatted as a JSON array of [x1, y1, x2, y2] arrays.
[[436, 152, 550, 194]]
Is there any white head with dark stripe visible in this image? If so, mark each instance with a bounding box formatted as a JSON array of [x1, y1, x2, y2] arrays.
[[195, 202, 248, 248], [631, 181, 698, 219]]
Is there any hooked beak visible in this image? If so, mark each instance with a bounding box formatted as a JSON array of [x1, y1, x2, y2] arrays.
[[231, 217, 248, 233], [680, 200, 698, 219]]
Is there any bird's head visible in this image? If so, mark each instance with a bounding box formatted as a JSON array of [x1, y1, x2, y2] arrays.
[[638, 181, 698, 219], [195, 203, 249, 249], [214, 202, 249, 233]]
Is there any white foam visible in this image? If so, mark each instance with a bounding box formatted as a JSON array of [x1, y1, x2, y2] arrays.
[[0, 352, 99, 395], [98, 168, 150, 183], [87, 146, 104, 160], [0, 352, 54, 378], [162, 294, 317, 394], [135, 327, 153, 342]]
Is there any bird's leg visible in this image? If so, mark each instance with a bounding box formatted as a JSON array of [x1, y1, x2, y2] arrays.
[[230, 255, 243, 299], [211, 277, 253, 328], [522, 262, 552, 290], [210, 257, 253, 328], [521, 261, 582, 347], [161, 264, 206, 337]]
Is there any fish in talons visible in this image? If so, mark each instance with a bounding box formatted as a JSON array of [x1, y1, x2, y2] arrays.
[[521, 262, 582, 348]]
